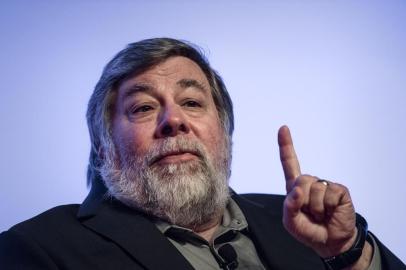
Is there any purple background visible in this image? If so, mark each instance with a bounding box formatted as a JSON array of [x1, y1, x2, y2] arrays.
[[1, 0, 405, 262]]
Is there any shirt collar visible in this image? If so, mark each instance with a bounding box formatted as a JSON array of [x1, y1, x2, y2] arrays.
[[154, 198, 248, 235]]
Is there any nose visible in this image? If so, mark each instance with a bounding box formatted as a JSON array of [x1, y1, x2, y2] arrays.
[[154, 104, 190, 138]]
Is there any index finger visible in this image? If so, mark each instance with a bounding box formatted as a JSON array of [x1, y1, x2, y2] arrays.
[[278, 125, 301, 193]]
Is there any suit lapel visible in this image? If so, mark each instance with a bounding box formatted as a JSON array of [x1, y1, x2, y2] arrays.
[[78, 196, 194, 270], [233, 194, 324, 270], [78, 179, 323, 269]]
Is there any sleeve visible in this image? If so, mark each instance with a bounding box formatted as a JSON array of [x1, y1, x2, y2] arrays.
[[0, 230, 59, 270], [366, 234, 382, 270], [368, 232, 406, 270]]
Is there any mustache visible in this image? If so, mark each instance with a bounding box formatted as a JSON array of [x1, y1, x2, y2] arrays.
[[145, 137, 207, 166]]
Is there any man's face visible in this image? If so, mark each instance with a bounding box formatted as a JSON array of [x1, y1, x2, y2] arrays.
[[104, 56, 230, 228], [112, 56, 225, 171]]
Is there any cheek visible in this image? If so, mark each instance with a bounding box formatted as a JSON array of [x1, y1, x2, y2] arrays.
[[113, 123, 154, 158], [200, 122, 226, 156]]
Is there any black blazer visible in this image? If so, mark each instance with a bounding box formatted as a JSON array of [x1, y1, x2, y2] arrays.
[[1, 183, 405, 269]]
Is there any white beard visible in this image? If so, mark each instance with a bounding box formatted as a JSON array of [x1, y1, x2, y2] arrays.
[[100, 136, 231, 229]]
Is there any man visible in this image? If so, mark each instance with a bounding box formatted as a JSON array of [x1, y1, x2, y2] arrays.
[[0, 38, 404, 269]]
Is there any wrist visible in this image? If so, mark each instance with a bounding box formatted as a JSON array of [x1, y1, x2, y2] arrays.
[[322, 214, 368, 270], [343, 239, 373, 270]]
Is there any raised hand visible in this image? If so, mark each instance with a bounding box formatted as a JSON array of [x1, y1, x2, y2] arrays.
[[278, 125, 357, 258]]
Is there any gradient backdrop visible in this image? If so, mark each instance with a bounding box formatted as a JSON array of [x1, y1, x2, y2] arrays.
[[1, 0, 405, 263]]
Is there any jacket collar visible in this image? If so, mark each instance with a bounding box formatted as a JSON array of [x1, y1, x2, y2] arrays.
[[232, 194, 324, 270], [77, 179, 194, 270], [78, 180, 322, 269]]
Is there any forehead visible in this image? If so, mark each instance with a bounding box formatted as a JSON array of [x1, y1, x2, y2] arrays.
[[116, 56, 212, 101], [131, 56, 209, 85]]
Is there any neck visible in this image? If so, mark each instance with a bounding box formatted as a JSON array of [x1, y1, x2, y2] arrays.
[[194, 217, 222, 243], [191, 205, 226, 243]]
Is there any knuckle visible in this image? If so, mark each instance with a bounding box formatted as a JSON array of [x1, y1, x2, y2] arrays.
[[332, 183, 349, 193], [310, 203, 324, 214], [301, 174, 315, 179], [324, 197, 336, 208], [311, 182, 325, 193], [296, 174, 316, 186]]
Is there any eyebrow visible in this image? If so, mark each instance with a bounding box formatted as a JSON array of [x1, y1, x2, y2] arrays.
[[176, 79, 208, 93], [121, 83, 153, 100], [122, 79, 209, 100]]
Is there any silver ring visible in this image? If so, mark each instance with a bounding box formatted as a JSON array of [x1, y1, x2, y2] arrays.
[[317, 179, 329, 186]]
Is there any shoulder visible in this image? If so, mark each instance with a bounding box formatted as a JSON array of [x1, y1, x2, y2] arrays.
[[0, 204, 82, 266], [239, 193, 285, 205], [233, 193, 286, 215], [2, 204, 81, 240]]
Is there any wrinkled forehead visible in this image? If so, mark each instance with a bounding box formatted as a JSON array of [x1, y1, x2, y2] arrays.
[[122, 56, 210, 88], [112, 57, 213, 108]]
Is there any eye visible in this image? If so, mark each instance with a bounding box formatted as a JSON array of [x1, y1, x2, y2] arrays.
[[183, 100, 201, 108], [130, 105, 154, 114]]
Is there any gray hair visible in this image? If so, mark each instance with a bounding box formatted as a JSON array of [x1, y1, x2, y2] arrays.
[[86, 38, 234, 186]]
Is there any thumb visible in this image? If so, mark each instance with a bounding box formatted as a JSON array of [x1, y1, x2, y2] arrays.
[[283, 187, 304, 221]]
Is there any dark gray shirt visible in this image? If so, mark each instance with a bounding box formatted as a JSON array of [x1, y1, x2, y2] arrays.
[[155, 198, 265, 269], [155, 198, 381, 269]]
